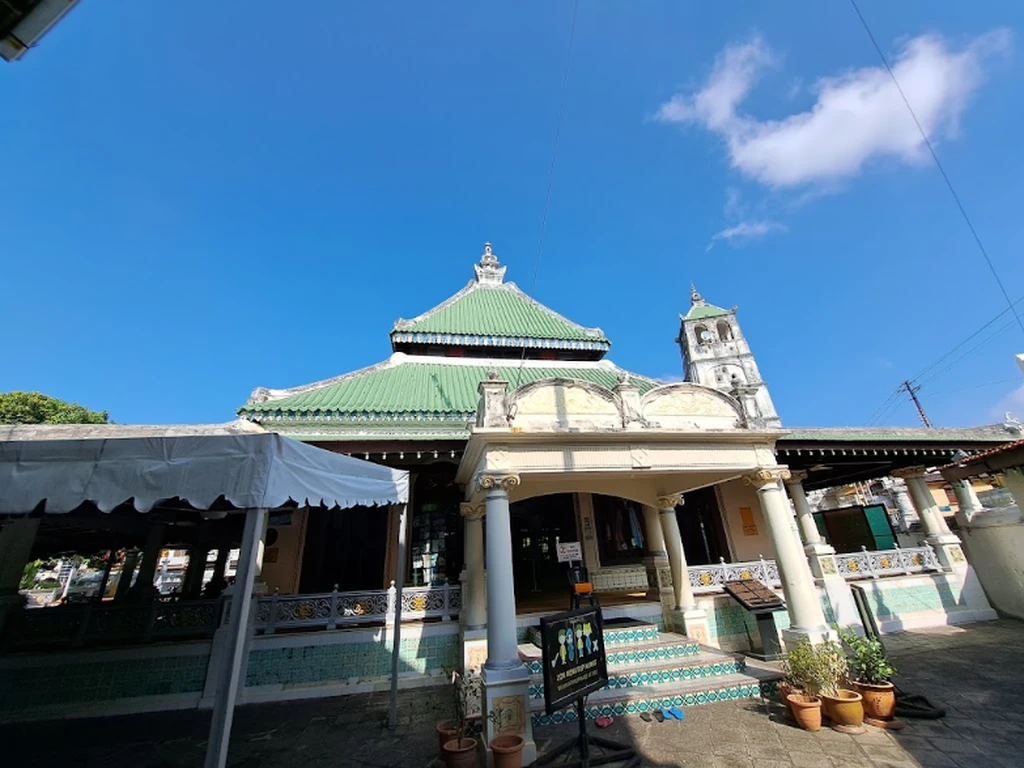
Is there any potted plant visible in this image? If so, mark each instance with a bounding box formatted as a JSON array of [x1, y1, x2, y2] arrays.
[[812, 640, 864, 730], [840, 628, 897, 722], [435, 669, 461, 755], [783, 641, 822, 731], [487, 706, 525, 768], [441, 671, 479, 768]]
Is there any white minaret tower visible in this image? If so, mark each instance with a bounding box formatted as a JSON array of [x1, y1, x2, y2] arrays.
[[676, 284, 781, 428]]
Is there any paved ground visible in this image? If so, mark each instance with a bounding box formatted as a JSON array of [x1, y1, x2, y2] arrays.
[[5, 619, 1023, 767]]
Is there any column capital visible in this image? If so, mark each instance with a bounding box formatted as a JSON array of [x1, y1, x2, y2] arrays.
[[460, 502, 485, 520], [743, 467, 792, 488], [656, 493, 686, 511], [785, 470, 808, 484], [476, 473, 521, 494], [891, 465, 928, 480]]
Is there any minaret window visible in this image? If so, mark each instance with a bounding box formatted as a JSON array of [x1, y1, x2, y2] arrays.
[[717, 320, 733, 341], [695, 324, 713, 345]]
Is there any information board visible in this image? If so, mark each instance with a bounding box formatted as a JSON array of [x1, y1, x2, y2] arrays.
[[556, 541, 583, 563], [723, 579, 785, 611], [539, 606, 608, 714]]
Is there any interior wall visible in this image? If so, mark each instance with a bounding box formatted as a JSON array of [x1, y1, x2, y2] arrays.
[[715, 479, 775, 562], [260, 509, 308, 595]]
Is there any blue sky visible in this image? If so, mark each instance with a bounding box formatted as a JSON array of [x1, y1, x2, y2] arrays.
[[2, 1, 1023, 428]]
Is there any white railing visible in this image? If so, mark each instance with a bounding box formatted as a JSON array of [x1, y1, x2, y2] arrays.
[[689, 556, 781, 594], [254, 581, 460, 634], [834, 545, 942, 581]]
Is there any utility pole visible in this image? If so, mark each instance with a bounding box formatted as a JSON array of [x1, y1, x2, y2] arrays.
[[899, 380, 932, 428]]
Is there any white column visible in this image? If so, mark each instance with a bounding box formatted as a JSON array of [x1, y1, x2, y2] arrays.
[[784, 472, 823, 548], [656, 494, 694, 611], [460, 502, 486, 630], [204, 507, 266, 768], [476, 473, 535, 766], [641, 504, 671, 607], [746, 469, 832, 645], [656, 494, 709, 642], [643, 505, 666, 554], [894, 468, 946, 538], [891, 480, 918, 531], [480, 475, 522, 678], [952, 479, 982, 525]]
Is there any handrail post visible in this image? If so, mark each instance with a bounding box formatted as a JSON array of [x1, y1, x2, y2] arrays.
[[265, 588, 279, 635], [386, 581, 397, 627], [441, 582, 451, 622], [328, 584, 339, 630], [863, 546, 878, 580]]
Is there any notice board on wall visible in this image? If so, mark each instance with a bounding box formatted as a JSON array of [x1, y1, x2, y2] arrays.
[[538, 606, 608, 714]]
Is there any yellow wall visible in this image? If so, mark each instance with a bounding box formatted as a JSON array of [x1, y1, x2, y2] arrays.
[[260, 508, 308, 595], [716, 479, 777, 562]]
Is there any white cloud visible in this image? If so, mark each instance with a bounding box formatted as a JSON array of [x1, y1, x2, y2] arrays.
[[656, 30, 1011, 188], [706, 219, 786, 251]]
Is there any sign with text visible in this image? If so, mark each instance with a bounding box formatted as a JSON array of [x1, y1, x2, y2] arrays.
[[723, 579, 785, 612], [556, 541, 583, 563], [539, 606, 608, 714]]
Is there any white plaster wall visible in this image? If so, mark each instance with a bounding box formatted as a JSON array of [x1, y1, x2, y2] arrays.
[[959, 511, 1024, 620], [716, 478, 776, 562]]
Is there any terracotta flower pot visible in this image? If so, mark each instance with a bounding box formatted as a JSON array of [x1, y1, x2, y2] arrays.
[[854, 681, 896, 720], [490, 734, 525, 768], [820, 689, 864, 727], [778, 682, 803, 720], [436, 721, 460, 755], [786, 693, 822, 732], [442, 737, 478, 768]]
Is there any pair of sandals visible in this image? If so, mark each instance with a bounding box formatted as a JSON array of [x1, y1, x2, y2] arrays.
[[640, 707, 685, 722]]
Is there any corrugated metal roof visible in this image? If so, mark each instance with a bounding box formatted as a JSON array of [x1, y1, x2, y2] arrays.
[[241, 359, 658, 419], [780, 426, 1013, 443]]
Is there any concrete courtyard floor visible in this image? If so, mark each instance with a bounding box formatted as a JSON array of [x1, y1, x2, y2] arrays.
[[4, 619, 1022, 768]]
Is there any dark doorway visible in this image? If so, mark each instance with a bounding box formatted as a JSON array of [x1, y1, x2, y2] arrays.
[[509, 494, 578, 594], [678, 486, 729, 565], [299, 506, 389, 593]]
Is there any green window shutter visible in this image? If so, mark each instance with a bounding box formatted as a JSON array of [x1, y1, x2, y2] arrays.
[[863, 505, 896, 550]]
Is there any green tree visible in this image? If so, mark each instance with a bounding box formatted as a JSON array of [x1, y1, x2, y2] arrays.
[[0, 391, 108, 425]]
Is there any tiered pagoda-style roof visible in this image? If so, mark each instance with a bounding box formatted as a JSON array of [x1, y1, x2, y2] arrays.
[[390, 243, 609, 358], [239, 244, 655, 441]]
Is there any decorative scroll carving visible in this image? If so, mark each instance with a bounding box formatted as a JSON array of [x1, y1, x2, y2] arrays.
[[476, 473, 521, 494], [460, 502, 485, 520], [656, 493, 686, 511], [785, 470, 808, 484], [743, 468, 792, 488]]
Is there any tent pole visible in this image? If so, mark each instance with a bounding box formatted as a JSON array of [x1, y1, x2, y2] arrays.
[[204, 507, 266, 768], [388, 502, 408, 729]]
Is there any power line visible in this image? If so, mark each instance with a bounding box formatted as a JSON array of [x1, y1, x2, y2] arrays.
[[515, 0, 579, 388], [849, 0, 1024, 340], [928, 377, 1019, 397], [918, 314, 1021, 386]]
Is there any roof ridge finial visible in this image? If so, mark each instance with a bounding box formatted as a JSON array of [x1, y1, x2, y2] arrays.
[[690, 282, 704, 305], [474, 241, 506, 286]]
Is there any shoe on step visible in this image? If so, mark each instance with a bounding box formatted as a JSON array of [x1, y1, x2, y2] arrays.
[[668, 706, 685, 721], [653, 710, 665, 722]]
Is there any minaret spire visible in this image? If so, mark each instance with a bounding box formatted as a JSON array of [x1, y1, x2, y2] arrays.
[[690, 282, 704, 305], [474, 241, 506, 286]]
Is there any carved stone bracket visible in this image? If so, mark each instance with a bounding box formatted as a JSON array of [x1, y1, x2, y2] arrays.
[[785, 470, 808, 484], [460, 502, 485, 520], [743, 467, 792, 488], [656, 493, 686, 511], [891, 466, 928, 480], [476, 473, 521, 495]]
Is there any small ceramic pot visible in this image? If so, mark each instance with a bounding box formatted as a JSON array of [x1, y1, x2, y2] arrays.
[[786, 693, 822, 732], [490, 734, 525, 768], [820, 689, 865, 727], [854, 680, 896, 720], [442, 737, 478, 768]]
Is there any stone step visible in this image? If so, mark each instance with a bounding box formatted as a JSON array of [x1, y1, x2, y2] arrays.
[[529, 667, 783, 727], [526, 651, 748, 701], [525, 618, 661, 650], [519, 632, 702, 675]]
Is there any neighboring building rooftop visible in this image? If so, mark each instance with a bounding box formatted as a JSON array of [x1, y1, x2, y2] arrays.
[[0, 420, 266, 441], [390, 244, 609, 357], [240, 354, 659, 440], [778, 426, 1016, 445]]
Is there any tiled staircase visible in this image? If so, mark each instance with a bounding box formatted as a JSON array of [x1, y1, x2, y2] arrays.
[[520, 618, 780, 727]]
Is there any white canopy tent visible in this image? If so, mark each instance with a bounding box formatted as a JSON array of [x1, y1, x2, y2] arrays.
[[0, 432, 409, 768]]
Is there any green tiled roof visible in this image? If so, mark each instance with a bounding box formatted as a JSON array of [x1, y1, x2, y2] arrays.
[[240, 358, 658, 424], [685, 303, 731, 320], [392, 282, 608, 344], [779, 427, 1014, 444]]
